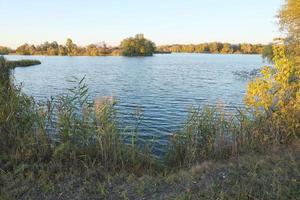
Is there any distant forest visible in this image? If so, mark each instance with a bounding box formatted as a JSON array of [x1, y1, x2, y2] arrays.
[[0, 38, 266, 56], [0, 39, 120, 56], [156, 43, 265, 54]]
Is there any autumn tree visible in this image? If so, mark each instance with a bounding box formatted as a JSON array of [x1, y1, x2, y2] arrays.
[[221, 43, 233, 54], [16, 44, 36, 55], [279, 0, 300, 58], [0, 46, 11, 55], [245, 0, 300, 142], [120, 34, 155, 56], [66, 38, 78, 56]]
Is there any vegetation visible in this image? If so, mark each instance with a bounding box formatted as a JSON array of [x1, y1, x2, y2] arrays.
[[0, 50, 299, 199], [3, 37, 267, 57], [1, 144, 298, 199], [262, 43, 274, 62], [279, 0, 300, 58], [12, 35, 156, 57], [6, 59, 41, 68], [0, 46, 11, 55], [0, 0, 299, 199], [120, 34, 156, 56], [14, 39, 118, 56], [156, 42, 265, 54]]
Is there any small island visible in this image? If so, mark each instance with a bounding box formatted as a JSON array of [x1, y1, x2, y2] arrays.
[[120, 34, 156, 56]]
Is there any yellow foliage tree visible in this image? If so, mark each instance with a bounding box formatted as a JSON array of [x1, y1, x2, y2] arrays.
[[245, 41, 300, 141]]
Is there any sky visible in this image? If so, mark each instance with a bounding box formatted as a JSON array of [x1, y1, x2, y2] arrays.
[[0, 0, 284, 48]]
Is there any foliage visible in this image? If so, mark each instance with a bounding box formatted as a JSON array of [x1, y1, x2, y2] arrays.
[[11, 39, 266, 56], [16, 43, 36, 55], [279, 0, 300, 41], [245, 42, 300, 142], [279, 0, 300, 58], [14, 39, 115, 56], [262, 43, 274, 63], [0, 46, 11, 55], [156, 43, 265, 54], [120, 34, 156, 56], [244, 0, 300, 144]]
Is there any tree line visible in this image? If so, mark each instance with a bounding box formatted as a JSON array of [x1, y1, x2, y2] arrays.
[[1, 37, 267, 56], [156, 43, 265, 54], [13, 39, 120, 56]]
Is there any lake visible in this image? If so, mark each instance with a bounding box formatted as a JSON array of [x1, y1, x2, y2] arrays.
[[7, 53, 264, 154]]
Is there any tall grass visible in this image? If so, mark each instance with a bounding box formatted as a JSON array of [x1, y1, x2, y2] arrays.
[[165, 103, 299, 168], [0, 55, 298, 176], [0, 56, 156, 174]]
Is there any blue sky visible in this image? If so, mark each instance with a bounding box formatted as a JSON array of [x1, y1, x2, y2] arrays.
[[0, 0, 284, 48]]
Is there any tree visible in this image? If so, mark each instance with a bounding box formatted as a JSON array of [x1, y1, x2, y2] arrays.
[[58, 45, 67, 56], [66, 38, 78, 56], [47, 47, 58, 55], [16, 44, 35, 55], [245, 43, 300, 140], [240, 43, 253, 54], [279, 0, 300, 58], [245, 0, 300, 142], [279, 0, 300, 41], [86, 44, 99, 56], [221, 43, 233, 54], [0, 46, 11, 55], [120, 34, 155, 56], [209, 42, 222, 53]]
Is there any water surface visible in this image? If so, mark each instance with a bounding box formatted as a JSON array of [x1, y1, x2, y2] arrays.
[[8, 54, 264, 153]]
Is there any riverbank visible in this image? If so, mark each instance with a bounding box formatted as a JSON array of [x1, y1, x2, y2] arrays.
[[1, 143, 298, 199]]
